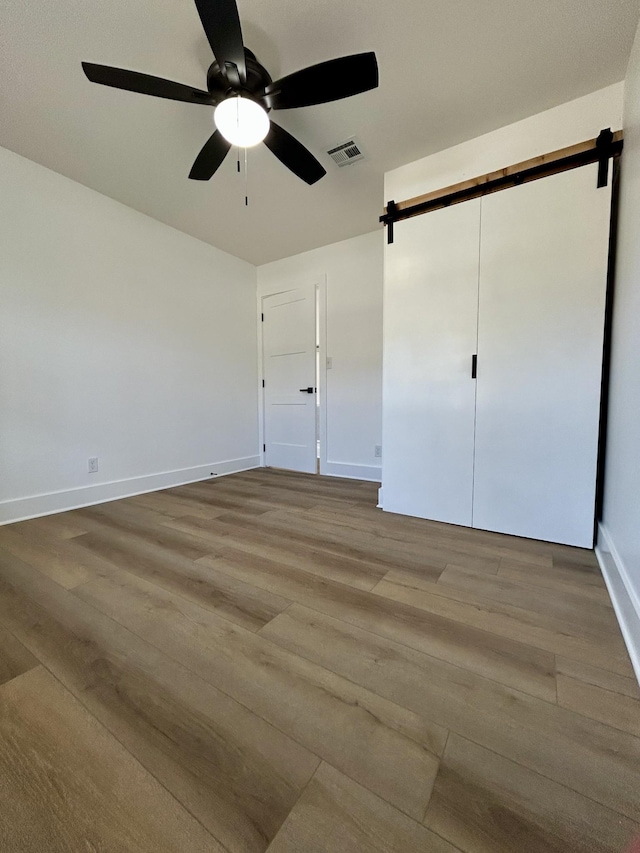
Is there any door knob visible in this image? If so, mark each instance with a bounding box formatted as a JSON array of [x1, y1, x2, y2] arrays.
[[299, 387, 314, 393]]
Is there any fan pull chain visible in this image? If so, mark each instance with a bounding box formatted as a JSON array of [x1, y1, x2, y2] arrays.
[[244, 147, 249, 206]]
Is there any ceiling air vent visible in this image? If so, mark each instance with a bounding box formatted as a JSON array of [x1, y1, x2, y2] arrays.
[[326, 137, 365, 167]]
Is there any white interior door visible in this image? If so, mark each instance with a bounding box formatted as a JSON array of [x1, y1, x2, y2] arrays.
[[263, 284, 317, 473], [382, 199, 481, 525], [473, 165, 611, 547]]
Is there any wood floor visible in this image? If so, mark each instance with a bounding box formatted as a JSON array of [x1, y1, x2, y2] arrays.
[[0, 468, 638, 852]]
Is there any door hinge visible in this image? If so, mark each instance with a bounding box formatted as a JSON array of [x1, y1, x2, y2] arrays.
[[261, 313, 264, 321], [471, 354, 478, 379], [263, 443, 266, 452], [262, 379, 265, 388]]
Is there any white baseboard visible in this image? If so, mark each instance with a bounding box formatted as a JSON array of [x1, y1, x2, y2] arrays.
[[320, 461, 382, 482], [595, 522, 640, 686], [0, 456, 261, 526]]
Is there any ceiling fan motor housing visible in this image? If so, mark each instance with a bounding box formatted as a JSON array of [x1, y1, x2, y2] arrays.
[[207, 49, 272, 105]]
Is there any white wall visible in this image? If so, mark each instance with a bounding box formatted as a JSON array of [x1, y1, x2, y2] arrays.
[[258, 231, 383, 482], [0, 147, 259, 524], [597, 22, 640, 682]]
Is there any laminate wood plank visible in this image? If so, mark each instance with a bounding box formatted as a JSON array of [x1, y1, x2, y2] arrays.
[[0, 625, 39, 686], [189, 479, 342, 512], [550, 547, 601, 569], [499, 557, 612, 604], [0, 666, 224, 853], [336, 509, 558, 572], [210, 508, 494, 579], [437, 564, 617, 633], [0, 526, 110, 589], [440, 525, 558, 564], [202, 483, 355, 512], [9, 511, 88, 540], [126, 489, 229, 520], [208, 477, 364, 512], [0, 470, 633, 848], [315, 498, 555, 558], [222, 484, 374, 513], [84, 497, 174, 526], [424, 733, 639, 853], [0, 550, 319, 853], [302, 504, 552, 571], [76, 502, 214, 560], [371, 571, 633, 677], [236, 468, 377, 501], [266, 762, 460, 853], [557, 674, 640, 737], [196, 551, 557, 702], [296, 507, 500, 574], [556, 656, 640, 699], [267, 507, 493, 568], [169, 484, 283, 516], [74, 565, 447, 820], [344, 503, 559, 561], [162, 514, 393, 591], [73, 528, 291, 631], [259, 603, 640, 821]]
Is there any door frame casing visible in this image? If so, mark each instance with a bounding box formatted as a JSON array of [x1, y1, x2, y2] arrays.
[[258, 275, 327, 472], [317, 278, 328, 476]]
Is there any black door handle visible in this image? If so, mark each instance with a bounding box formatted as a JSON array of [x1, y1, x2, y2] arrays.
[[299, 387, 314, 394]]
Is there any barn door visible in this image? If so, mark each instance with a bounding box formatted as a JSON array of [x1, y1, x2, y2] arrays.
[[472, 165, 611, 546], [382, 199, 481, 526]]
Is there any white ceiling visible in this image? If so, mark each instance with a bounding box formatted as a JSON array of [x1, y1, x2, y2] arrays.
[[1, 0, 638, 265]]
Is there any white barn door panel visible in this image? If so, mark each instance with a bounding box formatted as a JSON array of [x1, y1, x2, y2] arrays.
[[472, 165, 611, 547], [382, 199, 481, 526], [263, 285, 317, 473]]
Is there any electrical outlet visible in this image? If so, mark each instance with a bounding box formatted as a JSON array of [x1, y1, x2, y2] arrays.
[[88, 457, 99, 473], [374, 445, 382, 458]]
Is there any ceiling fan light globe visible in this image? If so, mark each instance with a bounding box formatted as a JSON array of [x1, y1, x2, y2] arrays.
[[214, 96, 269, 147]]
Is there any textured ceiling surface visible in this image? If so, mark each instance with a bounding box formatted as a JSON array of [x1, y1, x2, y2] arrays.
[[1, 0, 638, 264]]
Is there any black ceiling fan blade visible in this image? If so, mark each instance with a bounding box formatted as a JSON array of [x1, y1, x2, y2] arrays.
[[189, 130, 231, 180], [193, 0, 246, 84], [264, 122, 326, 185], [264, 52, 378, 110], [82, 63, 217, 105]]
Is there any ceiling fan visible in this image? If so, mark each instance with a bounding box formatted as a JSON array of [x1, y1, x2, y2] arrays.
[[82, 0, 379, 185]]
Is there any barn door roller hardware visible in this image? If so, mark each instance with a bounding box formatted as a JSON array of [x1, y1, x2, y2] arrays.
[[596, 128, 614, 188], [381, 128, 623, 244]]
